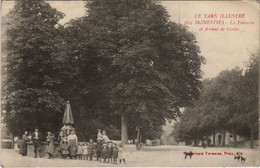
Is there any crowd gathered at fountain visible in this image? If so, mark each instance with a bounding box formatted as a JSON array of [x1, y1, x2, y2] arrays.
[[18, 101, 126, 164]]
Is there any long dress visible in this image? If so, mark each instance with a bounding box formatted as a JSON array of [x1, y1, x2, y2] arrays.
[[77, 145, 83, 156], [118, 147, 125, 159], [68, 134, 78, 157], [82, 145, 88, 156], [47, 136, 55, 155], [19, 135, 28, 156]]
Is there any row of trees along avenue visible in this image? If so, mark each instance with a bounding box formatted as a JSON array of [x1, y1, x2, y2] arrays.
[[172, 53, 259, 149]]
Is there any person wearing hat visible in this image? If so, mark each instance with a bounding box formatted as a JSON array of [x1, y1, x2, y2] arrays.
[[19, 131, 29, 156], [32, 127, 42, 158], [46, 132, 55, 159]]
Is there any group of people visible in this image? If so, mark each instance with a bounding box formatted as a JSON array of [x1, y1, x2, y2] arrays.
[[96, 129, 125, 164], [19, 127, 57, 159], [59, 129, 125, 164], [18, 128, 126, 164], [58, 129, 80, 159]]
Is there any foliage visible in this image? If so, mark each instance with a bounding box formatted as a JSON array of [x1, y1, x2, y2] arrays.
[[4, 0, 204, 141], [172, 54, 259, 146], [83, 0, 204, 140], [4, 0, 67, 136]]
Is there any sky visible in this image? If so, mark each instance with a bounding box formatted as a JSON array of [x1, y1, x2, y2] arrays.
[[1, 1, 259, 79]]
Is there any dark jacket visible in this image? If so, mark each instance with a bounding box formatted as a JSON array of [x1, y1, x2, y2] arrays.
[[101, 147, 109, 158], [88, 143, 94, 155], [108, 146, 113, 158], [32, 132, 42, 141], [97, 141, 103, 151], [112, 147, 119, 158]]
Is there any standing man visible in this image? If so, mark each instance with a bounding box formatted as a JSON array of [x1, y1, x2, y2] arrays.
[[32, 127, 42, 158]]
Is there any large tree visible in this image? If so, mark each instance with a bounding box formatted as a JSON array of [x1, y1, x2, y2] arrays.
[[239, 52, 259, 148], [4, 0, 67, 136], [60, 17, 122, 140], [84, 0, 204, 144], [3, 0, 204, 142]]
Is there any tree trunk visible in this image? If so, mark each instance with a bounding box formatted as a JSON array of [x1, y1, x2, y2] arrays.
[[137, 127, 140, 144], [136, 127, 140, 150], [11, 134, 14, 149], [222, 131, 226, 147], [213, 130, 216, 146], [194, 136, 197, 146], [233, 133, 237, 147], [250, 124, 254, 149], [121, 113, 128, 145]]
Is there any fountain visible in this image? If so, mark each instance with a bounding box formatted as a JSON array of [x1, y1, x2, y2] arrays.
[[60, 101, 75, 137], [26, 101, 75, 158]]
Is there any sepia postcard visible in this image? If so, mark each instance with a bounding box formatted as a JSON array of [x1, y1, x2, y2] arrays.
[[1, 0, 259, 167]]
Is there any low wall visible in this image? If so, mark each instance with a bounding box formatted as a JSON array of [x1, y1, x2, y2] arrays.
[[24, 142, 138, 158], [1, 141, 13, 149]]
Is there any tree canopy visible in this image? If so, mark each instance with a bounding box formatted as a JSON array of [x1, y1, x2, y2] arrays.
[[74, 0, 204, 143], [3, 0, 205, 142], [172, 53, 259, 148], [3, 0, 66, 136]]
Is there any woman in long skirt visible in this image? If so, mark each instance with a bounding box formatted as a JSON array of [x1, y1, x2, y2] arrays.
[[46, 132, 55, 159], [68, 130, 78, 159], [19, 131, 29, 156]]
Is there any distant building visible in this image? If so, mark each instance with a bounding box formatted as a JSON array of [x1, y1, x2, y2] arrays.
[[209, 132, 245, 146]]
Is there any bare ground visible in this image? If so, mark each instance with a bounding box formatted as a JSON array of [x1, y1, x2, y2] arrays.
[[1, 145, 259, 167]]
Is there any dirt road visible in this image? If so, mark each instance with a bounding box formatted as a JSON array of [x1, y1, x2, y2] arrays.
[[1, 145, 259, 167]]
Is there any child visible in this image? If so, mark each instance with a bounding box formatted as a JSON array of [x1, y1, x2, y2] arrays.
[[88, 138, 94, 161], [96, 139, 103, 161], [77, 143, 83, 160], [112, 143, 119, 164], [97, 129, 102, 141], [60, 137, 69, 159], [118, 144, 125, 164], [93, 143, 97, 159], [108, 142, 113, 163], [101, 144, 109, 163], [82, 142, 88, 160]]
